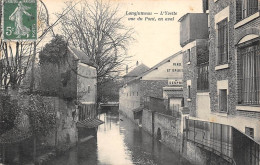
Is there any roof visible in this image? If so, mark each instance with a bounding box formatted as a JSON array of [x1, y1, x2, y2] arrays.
[[126, 51, 182, 84], [68, 46, 97, 68], [0, 127, 32, 144], [123, 63, 150, 78], [77, 118, 104, 128]]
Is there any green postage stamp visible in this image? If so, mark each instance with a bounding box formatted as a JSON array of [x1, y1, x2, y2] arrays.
[[3, 0, 37, 40]]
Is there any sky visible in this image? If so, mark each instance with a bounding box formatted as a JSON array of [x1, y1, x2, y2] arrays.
[[42, 0, 203, 69]]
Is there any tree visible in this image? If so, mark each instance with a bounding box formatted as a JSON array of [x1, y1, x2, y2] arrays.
[[38, 35, 69, 97], [0, 41, 33, 91], [58, 0, 134, 88], [39, 35, 68, 65], [98, 78, 122, 103]]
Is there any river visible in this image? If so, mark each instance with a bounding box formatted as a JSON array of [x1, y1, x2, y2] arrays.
[[47, 111, 192, 165]]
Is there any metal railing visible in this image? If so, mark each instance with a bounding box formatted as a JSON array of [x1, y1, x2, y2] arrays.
[[185, 118, 260, 165], [238, 77, 260, 105]]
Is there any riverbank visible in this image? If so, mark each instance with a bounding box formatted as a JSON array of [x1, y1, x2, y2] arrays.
[[119, 109, 233, 165], [43, 111, 192, 165]]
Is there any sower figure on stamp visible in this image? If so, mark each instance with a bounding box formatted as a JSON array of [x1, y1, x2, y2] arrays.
[[9, 1, 32, 38]]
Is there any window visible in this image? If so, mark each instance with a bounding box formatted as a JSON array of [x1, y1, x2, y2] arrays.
[[245, 127, 254, 138], [197, 64, 209, 91], [87, 85, 90, 93], [137, 92, 138, 96], [187, 49, 191, 62], [219, 89, 227, 112], [242, 0, 258, 19], [238, 42, 260, 105], [167, 69, 171, 72], [188, 85, 191, 99], [217, 18, 228, 65]]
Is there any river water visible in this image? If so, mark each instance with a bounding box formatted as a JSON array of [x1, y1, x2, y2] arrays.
[[47, 111, 192, 165]]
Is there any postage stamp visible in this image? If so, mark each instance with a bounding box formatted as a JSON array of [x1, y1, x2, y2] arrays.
[[3, 0, 37, 40]]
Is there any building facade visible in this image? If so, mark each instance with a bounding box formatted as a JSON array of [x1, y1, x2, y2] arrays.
[[180, 0, 260, 164], [179, 13, 209, 118], [206, 0, 260, 142], [180, 0, 260, 142], [40, 46, 101, 143], [119, 52, 183, 123]]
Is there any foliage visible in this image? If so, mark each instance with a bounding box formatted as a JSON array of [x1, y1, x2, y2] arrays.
[[0, 93, 20, 135], [98, 78, 122, 103], [39, 35, 68, 65], [23, 95, 56, 137]]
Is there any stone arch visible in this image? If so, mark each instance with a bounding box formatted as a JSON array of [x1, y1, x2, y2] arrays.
[[236, 27, 260, 44], [157, 127, 162, 141]]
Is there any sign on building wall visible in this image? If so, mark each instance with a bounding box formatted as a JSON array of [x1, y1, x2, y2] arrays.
[[3, 0, 37, 40], [168, 79, 183, 85]]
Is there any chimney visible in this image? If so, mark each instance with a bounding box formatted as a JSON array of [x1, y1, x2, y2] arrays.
[[126, 65, 128, 74], [136, 61, 139, 66]]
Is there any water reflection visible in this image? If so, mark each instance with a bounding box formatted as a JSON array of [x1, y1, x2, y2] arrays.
[[47, 111, 192, 165], [97, 113, 133, 165]]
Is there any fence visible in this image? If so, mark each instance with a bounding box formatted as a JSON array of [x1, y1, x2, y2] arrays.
[[185, 118, 260, 165]]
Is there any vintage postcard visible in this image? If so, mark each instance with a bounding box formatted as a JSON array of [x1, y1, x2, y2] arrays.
[[0, 0, 259, 165]]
